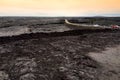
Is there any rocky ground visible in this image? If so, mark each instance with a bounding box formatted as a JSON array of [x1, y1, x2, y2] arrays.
[[0, 17, 120, 80], [0, 29, 120, 80]]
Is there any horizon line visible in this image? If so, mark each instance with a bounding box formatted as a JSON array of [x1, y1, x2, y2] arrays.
[[0, 15, 120, 17]]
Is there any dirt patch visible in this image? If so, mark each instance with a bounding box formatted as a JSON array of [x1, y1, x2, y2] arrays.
[[89, 46, 120, 80]]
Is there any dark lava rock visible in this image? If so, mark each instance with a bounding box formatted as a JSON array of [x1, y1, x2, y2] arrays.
[[0, 71, 10, 80], [6, 57, 37, 80], [20, 73, 36, 80], [0, 29, 120, 80]]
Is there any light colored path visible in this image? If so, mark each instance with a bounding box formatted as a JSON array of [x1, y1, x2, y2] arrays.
[[0, 25, 70, 37], [89, 46, 120, 80]]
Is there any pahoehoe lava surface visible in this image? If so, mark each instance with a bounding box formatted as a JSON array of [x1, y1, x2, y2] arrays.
[[0, 17, 120, 80]]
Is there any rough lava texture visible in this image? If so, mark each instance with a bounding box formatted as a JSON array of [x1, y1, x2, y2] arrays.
[[0, 17, 120, 80], [0, 30, 120, 80]]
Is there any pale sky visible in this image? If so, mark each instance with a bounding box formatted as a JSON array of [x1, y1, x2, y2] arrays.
[[0, 0, 120, 16]]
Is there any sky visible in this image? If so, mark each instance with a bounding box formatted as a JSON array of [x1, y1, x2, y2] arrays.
[[0, 0, 120, 16]]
